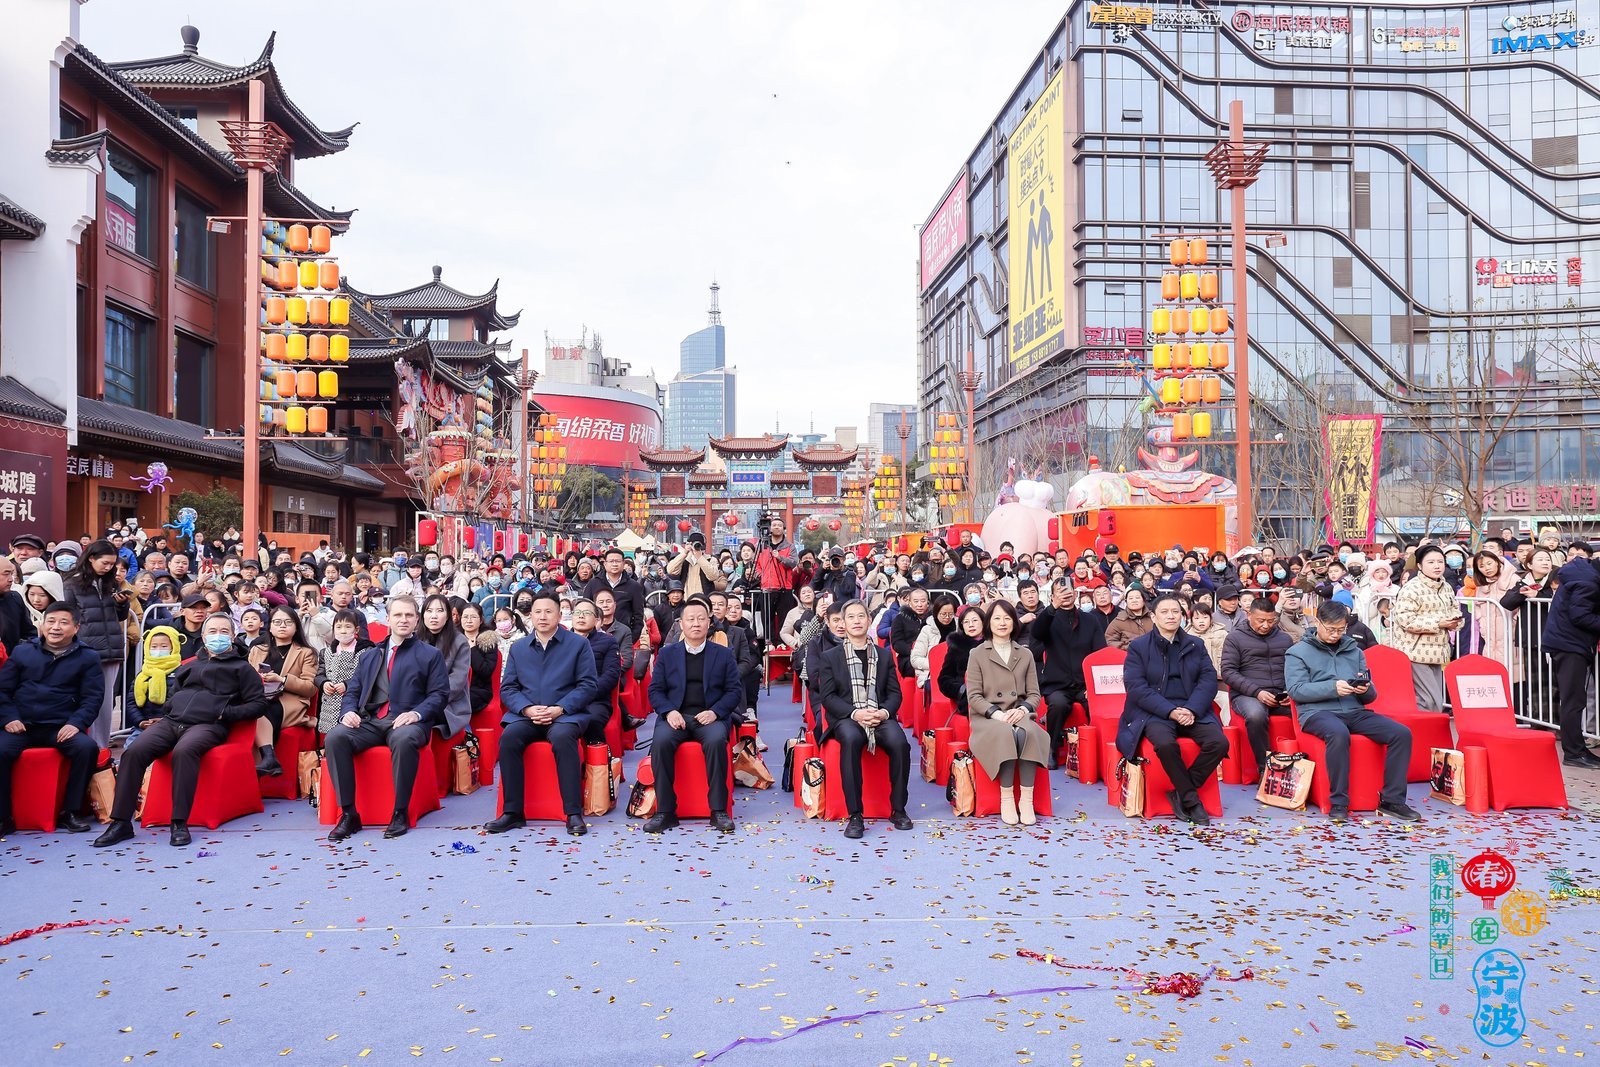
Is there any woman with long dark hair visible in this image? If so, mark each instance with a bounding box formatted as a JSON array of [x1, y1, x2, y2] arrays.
[[247, 606, 317, 777], [457, 602, 499, 718], [937, 605, 988, 717], [419, 593, 472, 739], [62, 538, 129, 745], [965, 599, 1048, 825]]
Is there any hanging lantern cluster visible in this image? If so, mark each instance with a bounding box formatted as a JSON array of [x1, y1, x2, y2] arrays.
[[931, 413, 966, 508], [870, 454, 900, 519], [530, 414, 567, 510], [1149, 238, 1230, 441], [259, 221, 348, 435], [627, 483, 650, 532], [842, 479, 866, 530]]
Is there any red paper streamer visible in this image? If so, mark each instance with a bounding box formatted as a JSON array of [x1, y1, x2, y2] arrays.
[[1015, 949, 1254, 1000], [0, 918, 130, 947]]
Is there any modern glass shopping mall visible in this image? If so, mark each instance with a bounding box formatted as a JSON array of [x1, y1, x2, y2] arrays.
[[917, 0, 1600, 540]]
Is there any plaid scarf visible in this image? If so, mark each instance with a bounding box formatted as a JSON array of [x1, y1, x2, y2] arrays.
[[845, 642, 879, 753]]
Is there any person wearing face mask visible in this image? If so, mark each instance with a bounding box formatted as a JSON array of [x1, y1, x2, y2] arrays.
[[1440, 547, 1468, 593], [1206, 551, 1236, 585], [95, 613, 266, 849]]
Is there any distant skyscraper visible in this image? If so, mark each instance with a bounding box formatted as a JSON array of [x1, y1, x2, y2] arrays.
[[665, 282, 737, 450], [868, 402, 918, 462]]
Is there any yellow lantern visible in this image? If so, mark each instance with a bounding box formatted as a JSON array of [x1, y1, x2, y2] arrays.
[[1180, 272, 1199, 301], [1160, 378, 1181, 406], [318, 370, 338, 398], [1152, 343, 1171, 370], [1191, 306, 1211, 334], [330, 334, 349, 362], [1151, 307, 1171, 335], [286, 406, 308, 434], [330, 298, 350, 325], [287, 296, 308, 325], [299, 261, 319, 289], [1193, 411, 1213, 438], [286, 333, 307, 361]]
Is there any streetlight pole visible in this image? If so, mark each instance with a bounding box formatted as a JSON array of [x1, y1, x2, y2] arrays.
[[896, 414, 911, 534]]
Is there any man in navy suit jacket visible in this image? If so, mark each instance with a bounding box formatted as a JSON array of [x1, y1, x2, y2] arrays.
[[326, 595, 450, 842], [644, 597, 742, 833], [486, 591, 599, 836]]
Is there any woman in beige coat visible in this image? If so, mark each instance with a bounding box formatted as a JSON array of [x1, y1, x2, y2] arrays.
[[965, 600, 1050, 826]]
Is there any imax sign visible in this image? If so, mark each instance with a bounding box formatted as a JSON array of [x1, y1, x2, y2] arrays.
[[1490, 29, 1595, 52]]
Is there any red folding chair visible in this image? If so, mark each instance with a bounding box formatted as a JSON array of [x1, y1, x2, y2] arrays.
[[1287, 701, 1386, 814], [142, 721, 265, 829], [470, 653, 504, 787], [9, 747, 107, 832], [972, 760, 1055, 819], [1079, 647, 1127, 787], [366, 622, 389, 644], [261, 724, 316, 800], [494, 742, 572, 821], [1364, 645, 1456, 781], [821, 739, 894, 820], [1445, 655, 1567, 810], [660, 738, 735, 818], [318, 745, 441, 827]]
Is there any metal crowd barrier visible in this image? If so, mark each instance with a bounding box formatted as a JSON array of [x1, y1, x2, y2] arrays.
[[1451, 594, 1600, 739]]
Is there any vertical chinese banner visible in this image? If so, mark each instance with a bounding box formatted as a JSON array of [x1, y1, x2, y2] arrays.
[[1323, 415, 1384, 544], [0, 448, 55, 548], [1430, 852, 1455, 979]]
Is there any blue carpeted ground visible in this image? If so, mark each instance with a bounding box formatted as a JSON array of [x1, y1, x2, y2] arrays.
[[3, 686, 1599, 1066]]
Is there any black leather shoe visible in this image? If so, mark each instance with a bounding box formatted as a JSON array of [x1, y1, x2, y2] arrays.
[[1377, 802, 1423, 823], [566, 814, 588, 836], [383, 814, 409, 839], [622, 713, 649, 730], [1167, 789, 1192, 824], [0, 817, 17, 837], [485, 812, 526, 834], [169, 820, 192, 848], [93, 819, 135, 848], [642, 813, 679, 833], [1328, 805, 1349, 824], [1563, 753, 1600, 769], [843, 814, 865, 839], [889, 810, 914, 831], [710, 811, 735, 834], [328, 812, 362, 843], [1182, 796, 1211, 827], [58, 811, 93, 834]]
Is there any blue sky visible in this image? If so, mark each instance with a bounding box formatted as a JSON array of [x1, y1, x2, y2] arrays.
[[84, 0, 1063, 436]]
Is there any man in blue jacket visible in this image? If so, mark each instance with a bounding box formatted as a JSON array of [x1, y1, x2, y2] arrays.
[[0, 603, 104, 835], [1116, 593, 1226, 825], [645, 597, 742, 833], [1285, 601, 1419, 823], [1540, 557, 1600, 768], [325, 595, 450, 842], [485, 590, 599, 837]]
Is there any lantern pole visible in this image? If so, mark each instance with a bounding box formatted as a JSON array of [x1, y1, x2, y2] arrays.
[[240, 80, 266, 557], [896, 414, 911, 535], [1228, 101, 1254, 546], [519, 347, 530, 529]]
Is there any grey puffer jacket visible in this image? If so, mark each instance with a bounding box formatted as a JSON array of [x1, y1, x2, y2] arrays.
[[62, 575, 129, 664]]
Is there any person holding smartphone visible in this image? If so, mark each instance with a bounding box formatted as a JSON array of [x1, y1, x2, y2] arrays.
[[1286, 601, 1419, 824], [1220, 597, 1296, 774], [60, 539, 130, 747]]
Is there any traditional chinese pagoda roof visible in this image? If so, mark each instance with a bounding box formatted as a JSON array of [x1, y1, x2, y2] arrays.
[[792, 444, 859, 469], [688, 471, 728, 487], [267, 442, 385, 489], [0, 195, 45, 241], [707, 434, 789, 458], [0, 377, 65, 423], [637, 447, 706, 472], [348, 267, 521, 331], [66, 44, 353, 230], [77, 396, 242, 463], [44, 130, 109, 166], [432, 339, 513, 361], [770, 471, 811, 487], [108, 27, 355, 159]]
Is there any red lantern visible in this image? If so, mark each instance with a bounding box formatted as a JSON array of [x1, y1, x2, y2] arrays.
[[722, 512, 738, 528], [493, 531, 505, 553], [654, 519, 668, 532], [417, 518, 438, 547], [462, 527, 476, 549], [677, 519, 693, 533], [519, 532, 530, 552], [827, 518, 842, 532], [1461, 849, 1516, 909], [805, 516, 820, 531]]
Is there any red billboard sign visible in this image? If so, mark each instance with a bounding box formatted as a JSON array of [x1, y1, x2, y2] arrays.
[[531, 386, 662, 472], [920, 173, 969, 292]]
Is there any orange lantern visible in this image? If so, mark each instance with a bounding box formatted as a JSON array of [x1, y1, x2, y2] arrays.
[[1173, 342, 1192, 370], [309, 298, 330, 326], [1193, 411, 1213, 438], [308, 333, 329, 361], [1211, 306, 1230, 334], [1202, 376, 1222, 404], [298, 260, 319, 290], [319, 261, 340, 290], [275, 369, 296, 397], [285, 406, 308, 434], [1151, 307, 1171, 335], [265, 296, 287, 325], [1168, 238, 1188, 266], [1211, 342, 1230, 369], [287, 224, 310, 253], [1160, 273, 1180, 301], [265, 333, 287, 360], [307, 406, 329, 435], [1188, 237, 1208, 265], [276, 260, 297, 291], [1172, 412, 1192, 439], [286, 333, 307, 361], [330, 335, 349, 362], [286, 296, 308, 325], [1180, 272, 1200, 301], [329, 298, 350, 326], [1181, 377, 1203, 404], [296, 369, 317, 398], [1191, 306, 1211, 334], [1171, 307, 1190, 335], [310, 224, 332, 254], [1200, 271, 1220, 301], [318, 370, 338, 398]]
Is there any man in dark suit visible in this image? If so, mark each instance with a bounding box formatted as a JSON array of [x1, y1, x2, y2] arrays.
[[1116, 593, 1227, 826], [486, 591, 600, 836], [645, 597, 742, 833], [325, 595, 450, 842], [815, 599, 914, 839]]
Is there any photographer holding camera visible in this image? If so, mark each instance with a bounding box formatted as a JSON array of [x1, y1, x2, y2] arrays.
[[1285, 601, 1420, 824], [752, 513, 797, 642]]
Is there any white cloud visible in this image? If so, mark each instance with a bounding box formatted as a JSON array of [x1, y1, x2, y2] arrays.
[[83, 0, 1063, 434]]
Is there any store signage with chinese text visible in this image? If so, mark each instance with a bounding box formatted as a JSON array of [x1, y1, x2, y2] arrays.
[[1490, 11, 1595, 53], [1484, 484, 1600, 513], [1089, 4, 1220, 40], [66, 456, 117, 478], [919, 173, 969, 292], [1474, 257, 1580, 287], [1082, 326, 1145, 377], [1371, 24, 1461, 52], [1233, 9, 1350, 50], [0, 448, 54, 547]]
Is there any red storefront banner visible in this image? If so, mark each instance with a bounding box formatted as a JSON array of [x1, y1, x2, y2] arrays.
[[920, 173, 969, 292], [531, 386, 662, 472]]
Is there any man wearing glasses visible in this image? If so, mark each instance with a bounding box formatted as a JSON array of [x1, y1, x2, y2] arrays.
[[1285, 601, 1420, 824]]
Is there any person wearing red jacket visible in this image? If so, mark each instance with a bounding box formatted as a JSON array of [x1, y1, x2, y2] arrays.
[[753, 516, 798, 642]]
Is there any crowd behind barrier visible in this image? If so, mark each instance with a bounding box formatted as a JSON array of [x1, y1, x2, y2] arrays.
[[0, 521, 1596, 842]]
